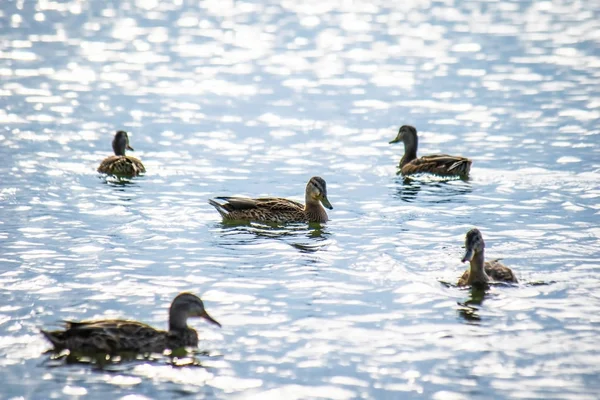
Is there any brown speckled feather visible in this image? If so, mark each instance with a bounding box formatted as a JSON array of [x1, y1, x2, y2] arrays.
[[484, 259, 517, 282], [98, 155, 145, 177], [41, 319, 197, 354], [209, 197, 311, 223], [401, 154, 471, 178]]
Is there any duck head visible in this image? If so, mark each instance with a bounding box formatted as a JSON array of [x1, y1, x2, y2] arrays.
[[112, 130, 135, 156], [169, 292, 221, 331], [389, 125, 417, 145], [305, 176, 333, 210], [461, 228, 485, 263]]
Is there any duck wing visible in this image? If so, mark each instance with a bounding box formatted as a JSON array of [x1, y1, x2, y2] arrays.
[[215, 197, 303, 211], [484, 260, 517, 283], [209, 196, 303, 213], [208, 197, 305, 222], [42, 319, 166, 353], [457, 269, 470, 286], [98, 156, 145, 176], [403, 154, 472, 178]]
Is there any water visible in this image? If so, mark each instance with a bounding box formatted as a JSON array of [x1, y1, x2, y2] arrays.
[[1, 0, 599, 398]]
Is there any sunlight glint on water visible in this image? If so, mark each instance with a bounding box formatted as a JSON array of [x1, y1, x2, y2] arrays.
[[0, 0, 599, 398]]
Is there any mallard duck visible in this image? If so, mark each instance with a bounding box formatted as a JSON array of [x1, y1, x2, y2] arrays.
[[389, 125, 472, 179], [41, 293, 221, 354], [458, 229, 518, 287], [208, 176, 333, 223], [97, 130, 146, 176]]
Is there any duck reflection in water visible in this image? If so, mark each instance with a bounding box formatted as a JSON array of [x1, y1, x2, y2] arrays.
[[393, 177, 421, 202], [97, 177, 143, 206], [393, 176, 472, 203], [457, 286, 487, 322], [291, 224, 330, 253], [44, 348, 212, 369], [214, 221, 331, 254], [101, 176, 140, 187]]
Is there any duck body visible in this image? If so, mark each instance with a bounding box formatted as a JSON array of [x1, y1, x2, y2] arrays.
[[457, 229, 518, 287], [209, 197, 312, 223], [400, 153, 472, 178], [98, 155, 146, 176], [41, 320, 198, 354], [41, 293, 221, 354], [209, 176, 333, 223], [458, 259, 517, 287], [390, 125, 471, 179], [97, 130, 146, 177]]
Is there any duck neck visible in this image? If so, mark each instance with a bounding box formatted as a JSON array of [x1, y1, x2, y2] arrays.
[[168, 309, 189, 332], [304, 196, 328, 222], [113, 145, 126, 156], [467, 250, 489, 285], [401, 135, 418, 166]]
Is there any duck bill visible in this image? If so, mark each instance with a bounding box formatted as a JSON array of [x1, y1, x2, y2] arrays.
[[389, 137, 400, 144], [461, 248, 474, 263], [321, 196, 333, 210], [201, 311, 222, 328], [126, 144, 135, 151]]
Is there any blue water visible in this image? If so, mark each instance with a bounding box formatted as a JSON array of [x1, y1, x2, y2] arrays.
[[1, 0, 599, 398]]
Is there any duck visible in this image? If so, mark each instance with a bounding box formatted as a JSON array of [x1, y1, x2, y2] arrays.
[[41, 293, 221, 354], [97, 130, 146, 176], [208, 176, 333, 223], [389, 125, 472, 179], [458, 228, 518, 287]]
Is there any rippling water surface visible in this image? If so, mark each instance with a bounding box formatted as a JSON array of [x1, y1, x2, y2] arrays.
[[1, 0, 599, 398]]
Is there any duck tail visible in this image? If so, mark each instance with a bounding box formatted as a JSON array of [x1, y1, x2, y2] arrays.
[[448, 159, 471, 177], [41, 329, 64, 348], [208, 198, 229, 218]]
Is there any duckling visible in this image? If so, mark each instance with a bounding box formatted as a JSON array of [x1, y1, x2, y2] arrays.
[[97, 130, 146, 176], [389, 125, 472, 179], [41, 293, 221, 354], [458, 228, 518, 287], [209, 176, 333, 223]]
